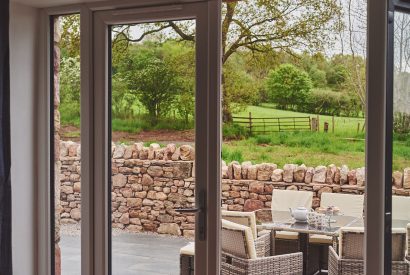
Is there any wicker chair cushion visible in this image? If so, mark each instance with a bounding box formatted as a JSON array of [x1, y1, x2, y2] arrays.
[[309, 234, 333, 244], [222, 219, 257, 259], [339, 227, 406, 261], [180, 242, 195, 256], [271, 189, 313, 211], [221, 210, 257, 239], [393, 196, 410, 221], [320, 193, 364, 217], [276, 230, 299, 240]]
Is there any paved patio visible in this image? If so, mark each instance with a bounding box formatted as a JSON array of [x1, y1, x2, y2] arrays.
[[60, 229, 190, 275]]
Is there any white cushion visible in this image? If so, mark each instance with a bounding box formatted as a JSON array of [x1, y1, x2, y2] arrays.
[[393, 196, 410, 221], [271, 189, 313, 212], [321, 193, 364, 217], [180, 242, 195, 256], [222, 219, 257, 259], [276, 230, 299, 240], [309, 234, 333, 244], [221, 210, 257, 239]]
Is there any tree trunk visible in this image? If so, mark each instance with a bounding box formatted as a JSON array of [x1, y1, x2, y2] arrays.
[[221, 72, 233, 123], [222, 99, 233, 123]]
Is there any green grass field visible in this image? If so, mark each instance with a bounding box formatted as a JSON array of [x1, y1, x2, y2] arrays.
[[222, 132, 410, 170], [234, 104, 366, 136], [222, 105, 410, 170], [61, 104, 410, 170]]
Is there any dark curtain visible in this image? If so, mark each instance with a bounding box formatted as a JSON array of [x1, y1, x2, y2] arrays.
[[0, 0, 12, 274]]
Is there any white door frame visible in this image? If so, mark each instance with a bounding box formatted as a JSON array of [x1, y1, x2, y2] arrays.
[[92, 4, 221, 274], [40, 1, 221, 275], [38, 0, 392, 274], [365, 0, 389, 274]]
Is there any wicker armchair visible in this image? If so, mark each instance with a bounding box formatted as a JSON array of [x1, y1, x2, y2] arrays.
[[221, 219, 303, 275], [407, 224, 410, 261], [180, 214, 271, 275], [180, 242, 194, 275], [270, 189, 313, 255], [222, 210, 271, 257], [328, 227, 410, 275], [309, 193, 364, 272]]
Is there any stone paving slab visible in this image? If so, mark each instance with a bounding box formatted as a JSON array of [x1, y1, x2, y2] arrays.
[[60, 230, 190, 275]]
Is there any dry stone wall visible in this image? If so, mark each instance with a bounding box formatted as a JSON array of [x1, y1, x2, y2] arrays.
[[59, 141, 410, 237]]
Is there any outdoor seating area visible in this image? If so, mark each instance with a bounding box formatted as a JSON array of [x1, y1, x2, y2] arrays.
[[180, 190, 410, 275]]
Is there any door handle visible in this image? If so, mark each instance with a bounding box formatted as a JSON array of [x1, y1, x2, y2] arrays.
[[175, 208, 200, 213], [174, 190, 206, 241]]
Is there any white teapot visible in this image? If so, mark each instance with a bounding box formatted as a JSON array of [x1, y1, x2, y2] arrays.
[[289, 207, 309, 222]]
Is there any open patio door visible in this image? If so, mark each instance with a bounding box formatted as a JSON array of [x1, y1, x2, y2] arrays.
[[384, 0, 410, 274], [88, 1, 222, 275]]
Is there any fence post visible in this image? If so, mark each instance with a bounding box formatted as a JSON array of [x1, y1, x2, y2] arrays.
[[278, 117, 281, 132], [317, 115, 320, 132], [263, 118, 266, 134], [332, 115, 335, 133], [248, 112, 252, 136], [357, 122, 361, 133]]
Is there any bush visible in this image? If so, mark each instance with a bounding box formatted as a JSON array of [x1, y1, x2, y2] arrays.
[[302, 89, 361, 117], [223, 123, 248, 140], [60, 57, 80, 126], [394, 112, 410, 134], [308, 67, 327, 88], [266, 64, 313, 111], [326, 64, 348, 88]]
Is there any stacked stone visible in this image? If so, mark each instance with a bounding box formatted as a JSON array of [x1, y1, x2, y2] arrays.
[[59, 142, 81, 223], [221, 161, 410, 211], [111, 159, 195, 237], [59, 141, 410, 237], [59, 141, 196, 237]]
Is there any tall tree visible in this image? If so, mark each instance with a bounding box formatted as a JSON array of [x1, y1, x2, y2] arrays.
[[114, 0, 341, 121], [336, 0, 366, 115]]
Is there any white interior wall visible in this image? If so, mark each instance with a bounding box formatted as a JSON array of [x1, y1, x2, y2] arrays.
[[10, 3, 41, 275]]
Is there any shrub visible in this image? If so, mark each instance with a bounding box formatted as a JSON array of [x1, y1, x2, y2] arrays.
[[60, 57, 80, 126], [302, 89, 361, 117], [266, 64, 313, 111], [394, 112, 410, 134], [308, 67, 327, 88], [326, 64, 348, 88], [223, 123, 248, 140]]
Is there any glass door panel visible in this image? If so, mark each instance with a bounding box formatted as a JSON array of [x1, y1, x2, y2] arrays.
[[109, 19, 197, 275], [51, 14, 82, 275], [390, 6, 410, 273], [92, 2, 221, 274]]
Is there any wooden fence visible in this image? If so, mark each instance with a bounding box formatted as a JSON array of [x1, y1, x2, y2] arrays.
[[232, 113, 312, 135]]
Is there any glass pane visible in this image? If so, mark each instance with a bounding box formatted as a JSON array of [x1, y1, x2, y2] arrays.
[[53, 15, 82, 275], [110, 20, 196, 274], [220, 0, 367, 274], [391, 10, 410, 271]]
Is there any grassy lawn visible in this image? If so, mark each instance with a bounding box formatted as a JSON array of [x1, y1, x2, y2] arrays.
[[61, 104, 410, 170], [222, 131, 410, 170], [234, 104, 366, 136]]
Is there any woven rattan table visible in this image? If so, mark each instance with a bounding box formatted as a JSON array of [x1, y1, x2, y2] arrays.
[[259, 211, 359, 275]]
